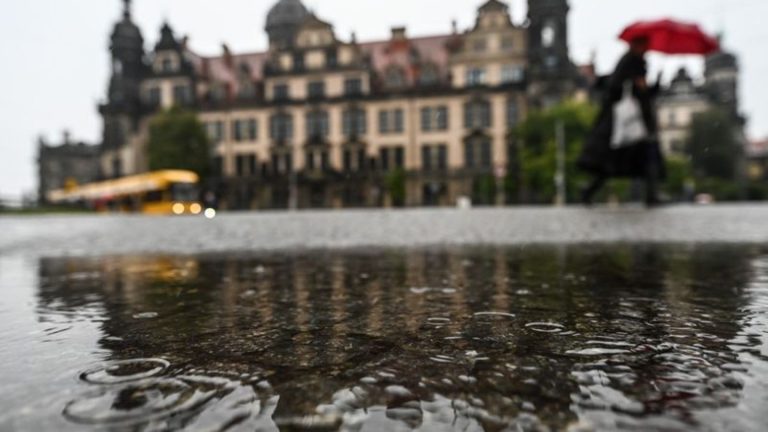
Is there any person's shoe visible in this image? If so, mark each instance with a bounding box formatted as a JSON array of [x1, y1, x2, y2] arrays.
[[581, 188, 594, 207], [644, 197, 666, 208]]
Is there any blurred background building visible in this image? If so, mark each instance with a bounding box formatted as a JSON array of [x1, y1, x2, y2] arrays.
[[657, 46, 745, 158], [36, 0, 749, 208], [37, 132, 101, 205]]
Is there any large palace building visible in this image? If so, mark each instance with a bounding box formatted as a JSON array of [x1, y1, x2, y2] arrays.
[[96, 0, 584, 209]]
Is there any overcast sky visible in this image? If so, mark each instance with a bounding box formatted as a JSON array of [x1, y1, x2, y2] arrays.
[[1, 0, 766, 198]]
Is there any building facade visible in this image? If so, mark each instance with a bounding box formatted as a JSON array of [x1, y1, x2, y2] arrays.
[[37, 133, 102, 204], [92, 0, 579, 209], [656, 44, 745, 159]]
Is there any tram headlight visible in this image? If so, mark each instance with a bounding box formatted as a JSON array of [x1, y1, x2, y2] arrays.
[[172, 203, 185, 215], [204, 208, 217, 219], [189, 203, 203, 215]]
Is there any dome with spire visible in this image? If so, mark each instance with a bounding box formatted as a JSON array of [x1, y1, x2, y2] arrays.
[[265, 0, 309, 49], [110, 0, 144, 60]]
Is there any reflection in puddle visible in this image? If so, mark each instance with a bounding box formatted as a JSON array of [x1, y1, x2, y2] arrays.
[[1, 245, 767, 430]]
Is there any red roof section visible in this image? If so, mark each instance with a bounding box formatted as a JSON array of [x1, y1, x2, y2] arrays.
[[187, 33, 456, 91]]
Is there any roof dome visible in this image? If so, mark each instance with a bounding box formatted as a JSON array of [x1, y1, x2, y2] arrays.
[[265, 0, 309, 48], [110, 0, 143, 56]]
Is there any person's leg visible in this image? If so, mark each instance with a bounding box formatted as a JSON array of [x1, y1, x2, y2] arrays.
[[645, 142, 661, 206], [582, 174, 607, 206]]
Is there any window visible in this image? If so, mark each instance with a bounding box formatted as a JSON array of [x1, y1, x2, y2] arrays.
[[271, 153, 293, 174], [502, 36, 515, 50], [379, 146, 405, 171], [343, 148, 367, 172], [236, 155, 247, 177], [293, 53, 305, 71], [162, 58, 173, 73], [545, 55, 559, 69], [379, 109, 404, 134], [147, 87, 161, 106], [306, 110, 330, 139], [421, 106, 449, 132], [422, 144, 448, 171], [542, 20, 557, 48], [232, 119, 258, 142], [206, 121, 224, 143], [386, 67, 407, 88], [113, 60, 123, 76], [210, 83, 227, 102], [270, 113, 293, 142], [173, 85, 191, 105], [502, 65, 524, 84], [343, 108, 367, 137], [506, 99, 519, 128], [273, 84, 290, 101], [308, 81, 325, 100], [464, 137, 492, 168], [465, 100, 492, 129], [466, 68, 486, 87], [344, 78, 363, 96], [305, 149, 329, 171], [248, 155, 257, 176], [326, 48, 338, 68], [419, 64, 440, 86], [238, 81, 256, 100]]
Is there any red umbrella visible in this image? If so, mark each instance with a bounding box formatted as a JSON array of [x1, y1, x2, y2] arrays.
[[620, 19, 720, 55]]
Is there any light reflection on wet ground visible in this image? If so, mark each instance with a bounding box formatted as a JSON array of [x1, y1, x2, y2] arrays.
[[1, 245, 768, 431]]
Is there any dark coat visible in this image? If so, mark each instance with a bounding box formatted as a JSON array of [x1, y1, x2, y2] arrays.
[[578, 52, 665, 178]]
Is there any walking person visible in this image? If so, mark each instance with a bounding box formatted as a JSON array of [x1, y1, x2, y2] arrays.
[[578, 35, 665, 206]]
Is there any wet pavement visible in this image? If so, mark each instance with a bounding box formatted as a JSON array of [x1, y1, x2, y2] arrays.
[[1, 211, 768, 431], [5, 205, 768, 258]]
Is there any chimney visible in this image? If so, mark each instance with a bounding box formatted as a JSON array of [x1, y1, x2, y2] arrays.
[[452, 19, 458, 35], [63, 130, 71, 145], [391, 27, 407, 41], [222, 43, 233, 69], [181, 35, 189, 51]]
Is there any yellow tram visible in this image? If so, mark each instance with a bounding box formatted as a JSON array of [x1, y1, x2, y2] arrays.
[[47, 170, 203, 215]]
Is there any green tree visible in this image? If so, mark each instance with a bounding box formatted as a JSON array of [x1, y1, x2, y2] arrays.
[[147, 107, 211, 178], [385, 168, 406, 207], [512, 101, 598, 204], [687, 108, 742, 180], [663, 157, 694, 201]]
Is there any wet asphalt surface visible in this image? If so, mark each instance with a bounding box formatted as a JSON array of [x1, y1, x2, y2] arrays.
[[1, 207, 768, 431]]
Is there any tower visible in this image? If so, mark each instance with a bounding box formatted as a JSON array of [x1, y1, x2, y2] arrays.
[[265, 0, 309, 50], [526, 0, 575, 108], [100, 0, 147, 177], [106, 0, 145, 109], [705, 44, 740, 120]]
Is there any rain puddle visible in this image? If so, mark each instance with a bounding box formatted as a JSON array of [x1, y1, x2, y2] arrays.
[[1, 245, 768, 431]]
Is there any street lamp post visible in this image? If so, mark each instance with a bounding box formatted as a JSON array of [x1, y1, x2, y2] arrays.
[[555, 120, 566, 207]]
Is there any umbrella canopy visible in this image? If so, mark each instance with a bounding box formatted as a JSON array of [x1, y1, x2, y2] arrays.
[[620, 19, 720, 55]]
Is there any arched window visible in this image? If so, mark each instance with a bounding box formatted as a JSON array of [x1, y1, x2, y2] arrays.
[[464, 135, 492, 169], [270, 113, 294, 142], [464, 99, 492, 129], [419, 63, 440, 86], [306, 110, 330, 140], [385, 66, 407, 89], [342, 108, 367, 137]]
